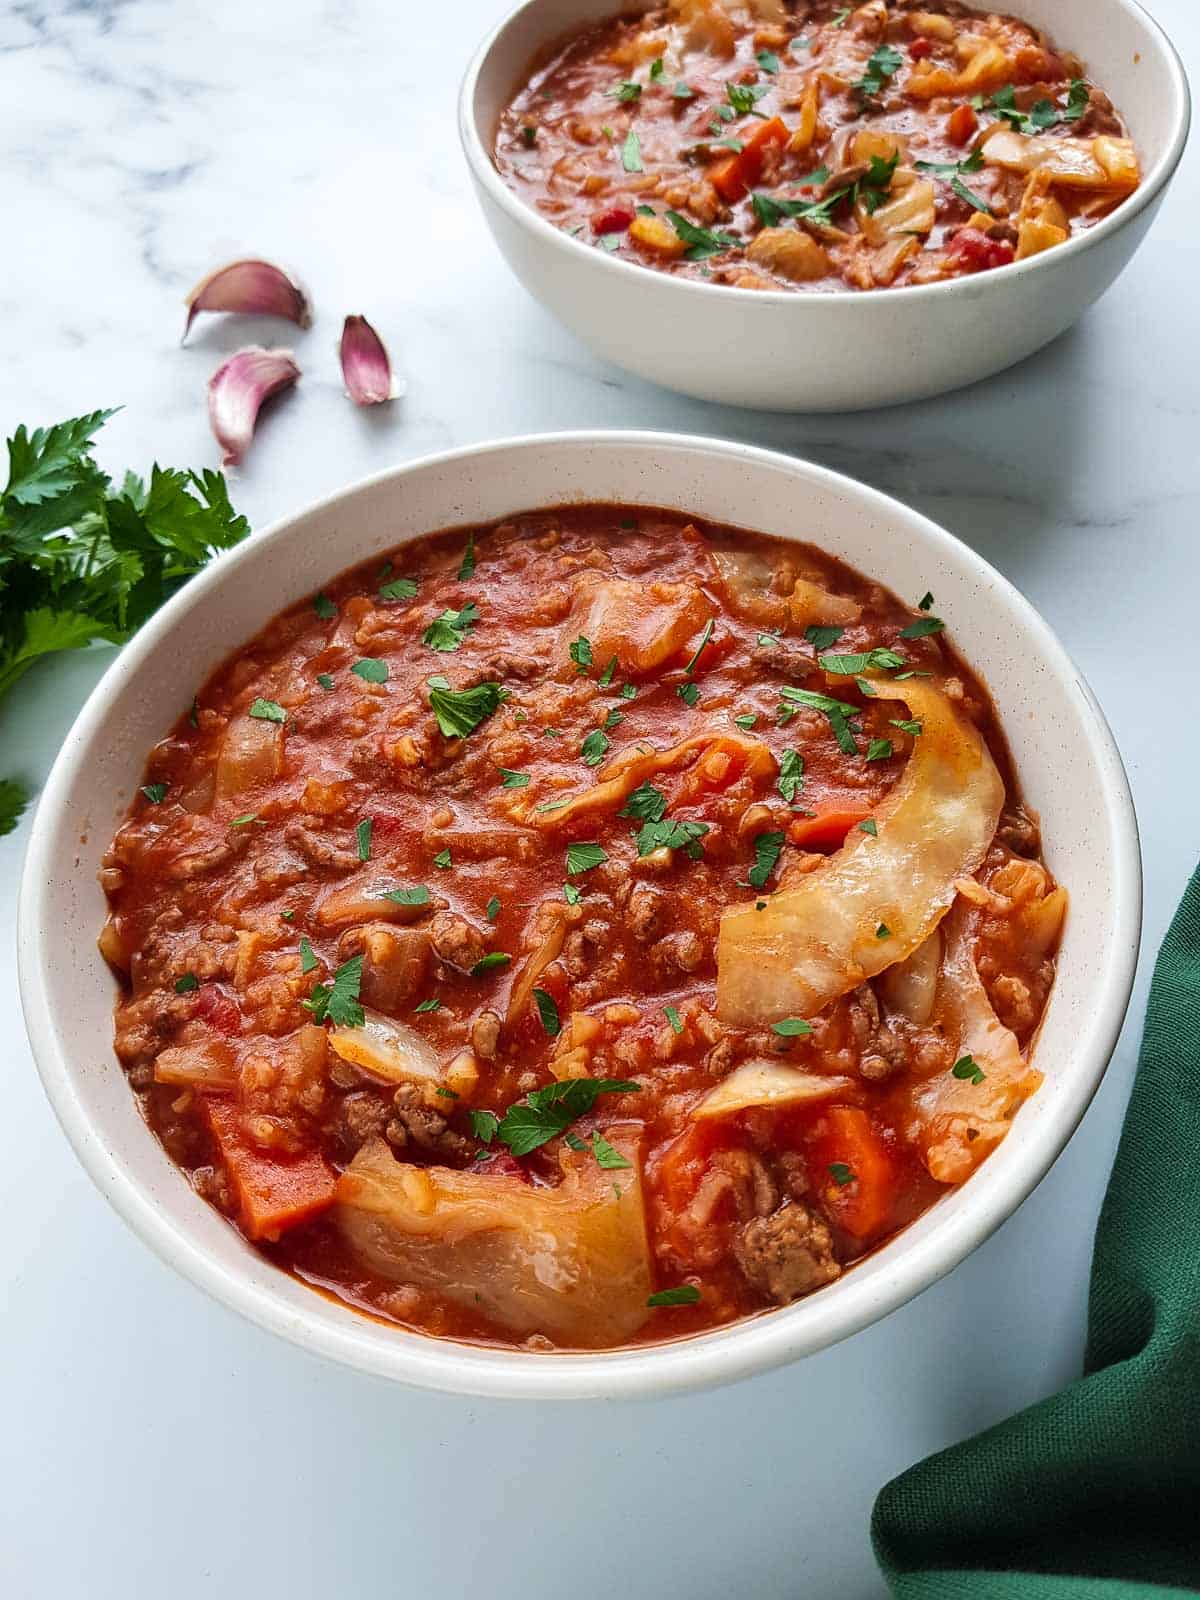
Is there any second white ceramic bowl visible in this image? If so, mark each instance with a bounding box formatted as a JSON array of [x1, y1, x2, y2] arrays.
[[18, 432, 1141, 1398], [460, 0, 1189, 410]]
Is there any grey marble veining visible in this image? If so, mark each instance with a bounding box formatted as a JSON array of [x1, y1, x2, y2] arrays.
[[0, 3, 1197, 1596]]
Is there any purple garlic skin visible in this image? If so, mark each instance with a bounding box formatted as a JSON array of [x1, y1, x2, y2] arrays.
[[184, 259, 311, 342], [339, 314, 400, 405], [207, 346, 300, 466]]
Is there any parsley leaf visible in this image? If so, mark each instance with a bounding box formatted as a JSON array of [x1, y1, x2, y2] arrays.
[[566, 841, 607, 875], [899, 615, 945, 640], [756, 49, 780, 73], [776, 749, 805, 803], [608, 80, 642, 103], [854, 43, 903, 101], [592, 1131, 632, 1169], [355, 818, 373, 860], [747, 829, 785, 889], [496, 1078, 639, 1157], [772, 1017, 813, 1037], [470, 952, 511, 976], [415, 997, 440, 1013], [249, 697, 286, 722], [866, 738, 893, 762], [433, 847, 453, 869], [951, 174, 992, 214], [378, 576, 417, 601], [989, 84, 1058, 134], [457, 533, 476, 581], [351, 658, 388, 683], [470, 1109, 499, 1144], [665, 210, 742, 260], [876, 923, 891, 939], [1064, 78, 1090, 121], [804, 624, 844, 651], [598, 653, 617, 687], [303, 954, 364, 1027], [580, 728, 610, 767], [423, 602, 479, 652], [819, 647, 905, 675], [0, 779, 28, 836], [859, 819, 878, 837], [726, 82, 769, 116], [298, 936, 319, 974], [890, 718, 922, 737], [828, 1161, 855, 1187], [647, 1285, 701, 1308], [918, 592, 934, 611], [140, 782, 168, 803], [664, 1005, 683, 1035], [383, 884, 430, 907], [533, 988, 561, 1036], [752, 186, 851, 229], [316, 672, 334, 690], [778, 686, 861, 754], [621, 129, 643, 172], [636, 817, 709, 860], [619, 781, 667, 823], [427, 676, 506, 738], [174, 973, 199, 994], [563, 882, 582, 905], [486, 895, 501, 922], [313, 592, 337, 620], [499, 767, 529, 788], [569, 634, 593, 672], [677, 680, 700, 708], [952, 1054, 987, 1084], [734, 712, 758, 730]]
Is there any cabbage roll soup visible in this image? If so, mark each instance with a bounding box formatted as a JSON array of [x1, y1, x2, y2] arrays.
[[99, 506, 1065, 1350], [494, 0, 1139, 292]]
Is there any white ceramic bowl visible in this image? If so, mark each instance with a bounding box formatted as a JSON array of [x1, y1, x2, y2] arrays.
[[459, 0, 1190, 411], [18, 432, 1141, 1398]]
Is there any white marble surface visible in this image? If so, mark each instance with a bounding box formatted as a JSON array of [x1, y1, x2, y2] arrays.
[[1, 2, 1196, 1595]]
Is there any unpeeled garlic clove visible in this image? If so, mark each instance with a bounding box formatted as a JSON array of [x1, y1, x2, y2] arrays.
[[183, 258, 311, 342], [339, 314, 403, 405], [207, 347, 300, 466]]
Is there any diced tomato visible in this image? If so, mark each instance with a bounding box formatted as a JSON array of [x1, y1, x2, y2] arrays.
[[909, 37, 933, 60], [807, 1106, 897, 1242], [592, 200, 636, 235], [473, 1151, 531, 1182], [946, 103, 978, 144], [787, 807, 872, 853], [710, 116, 788, 204], [193, 983, 241, 1036], [947, 227, 1016, 273], [203, 1098, 337, 1240]]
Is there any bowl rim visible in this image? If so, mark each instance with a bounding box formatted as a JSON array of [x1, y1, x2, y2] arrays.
[[457, 0, 1191, 311], [17, 430, 1143, 1400]]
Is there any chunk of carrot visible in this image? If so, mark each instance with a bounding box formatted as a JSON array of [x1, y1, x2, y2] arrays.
[[710, 116, 788, 203], [946, 103, 979, 144], [203, 1098, 337, 1241], [807, 1106, 896, 1241], [787, 807, 872, 852]]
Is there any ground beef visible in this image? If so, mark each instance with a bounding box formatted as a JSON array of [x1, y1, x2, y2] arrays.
[[284, 821, 361, 873], [332, 1090, 390, 1158], [428, 910, 488, 972], [996, 804, 1041, 857], [733, 1203, 842, 1303], [626, 884, 665, 942], [385, 1084, 473, 1160]]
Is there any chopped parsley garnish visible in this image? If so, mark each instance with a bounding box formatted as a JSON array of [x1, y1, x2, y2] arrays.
[[485, 896, 501, 922], [607, 80, 642, 103], [299, 936, 319, 974], [495, 1078, 640, 1157], [649, 58, 664, 82], [776, 749, 805, 803], [805, 624, 844, 651], [415, 997, 441, 1013], [621, 129, 643, 173], [918, 592, 934, 611], [854, 43, 904, 101], [951, 174, 992, 214], [434, 1087, 458, 1101], [433, 847, 452, 869], [470, 1109, 499, 1144], [230, 812, 259, 827], [378, 576, 417, 601], [866, 738, 893, 762], [383, 884, 430, 907], [569, 634, 593, 672], [647, 1285, 701, 1308], [677, 680, 700, 708], [952, 1054, 987, 1084], [520, 124, 537, 146], [423, 602, 479, 652], [683, 618, 714, 676], [499, 768, 530, 788], [831, 6, 850, 24], [664, 1005, 683, 1035], [752, 186, 850, 229], [316, 672, 334, 690], [470, 952, 511, 977], [771, 1017, 813, 1037], [636, 817, 709, 860], [580, 728, 610, 767], [603, 708, 623, 731], [734, 712, 758, 730], [819, 647, 905, 675], [174, 973, 199, 994], [876, 923, 891, 939], [355, 818, 372, 860], [543, 726, 562, 738], [828, 1161, 855, 1187], [280, 909, 295, 922], [778, 686, 860, 754], [747, 829, 785, 889], [989, 84, 1058, 135], [890, 718, 922, 737], [427, 675, 506, 738], [620, 781, 667, 823], [899, 615, 945, 640], [619, 683, 637, 700], [351, 658, 388, 684], [665, 210, 742, 261], [188, 696, 200, 729], [457, 533, 476, 581], [141, 782, 168, 803], [756, 49, 780, 73], [533, 987, 561, 1036], [313, 592, 336, 620], [592, 1131, 631, 1170], [1064, 79, 1090, 121], [302, 953, 364, 1028], [598, 653, 617, 687], [566, 841, 607, 875], [859, 819, 879, 837], [916, 149, 985, 180], [563, 882, 582, 905], [726, 81, 769, 116], [249, 697, 286, 722]]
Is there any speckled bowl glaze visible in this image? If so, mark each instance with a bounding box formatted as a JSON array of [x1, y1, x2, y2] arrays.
[[459, 0, 1190, 410], [18, 433, 1141, 1398]]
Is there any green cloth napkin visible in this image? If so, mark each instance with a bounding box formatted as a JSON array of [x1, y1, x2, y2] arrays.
[[872, 866, 1200, 1599]]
